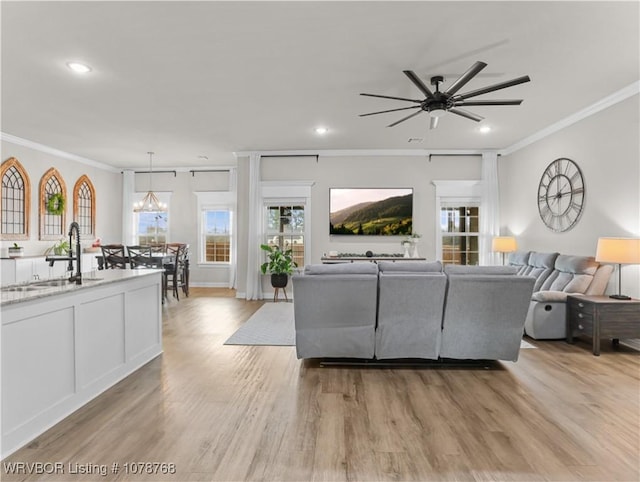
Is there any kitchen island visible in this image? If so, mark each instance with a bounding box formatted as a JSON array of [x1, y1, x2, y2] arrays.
[[1, 269, 163, 458]]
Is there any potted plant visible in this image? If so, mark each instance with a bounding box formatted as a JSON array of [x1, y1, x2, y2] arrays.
[[260, 244, 297, 288], [8, 242, 24, 258], [44, 238, 70, 256]]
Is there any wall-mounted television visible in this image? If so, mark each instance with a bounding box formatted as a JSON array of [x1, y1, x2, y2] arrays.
[[329, 188, 413, 235]]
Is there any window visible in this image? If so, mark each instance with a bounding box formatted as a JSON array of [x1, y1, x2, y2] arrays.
[[264, 204, 305, 268], [1, 157, 30, 240], [202, 209, 231, 263], [441, 204, 480, 265], [39, 168, 67, 240], [433, 180, 483, 266], [73, 175, 95, 237], [135, 212, 168, 245]]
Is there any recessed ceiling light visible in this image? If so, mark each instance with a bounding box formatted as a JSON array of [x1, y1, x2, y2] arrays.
[[66, 62, 92, 74], [479, 125, 492, 134], [315, 127, 329, 135]]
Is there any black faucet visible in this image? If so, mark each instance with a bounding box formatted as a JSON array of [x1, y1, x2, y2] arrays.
[[68, 222, 82, 284]]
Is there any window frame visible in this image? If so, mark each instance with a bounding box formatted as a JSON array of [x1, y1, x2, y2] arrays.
[[432, 180, 482, 265], [73, 174, 96, 239], [200, 207, 232, 265], [260, 181, 313, 270], [1, 157, 31, 241], [194, 191, 236, 269], [440, 202, 481, 266], [39, 167, 67, 241]]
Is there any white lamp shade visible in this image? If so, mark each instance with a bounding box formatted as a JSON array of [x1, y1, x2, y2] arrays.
[[492, 236, 517, 253], [595, 237, 640, 264]]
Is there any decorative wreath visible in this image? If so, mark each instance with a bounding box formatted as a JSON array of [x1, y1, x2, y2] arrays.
[[46, 192, 66, 215]]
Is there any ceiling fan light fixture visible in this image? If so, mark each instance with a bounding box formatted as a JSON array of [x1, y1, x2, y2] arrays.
[[479, 125, 492, 134]]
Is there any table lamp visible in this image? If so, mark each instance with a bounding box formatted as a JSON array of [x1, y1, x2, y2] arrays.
[[595, 237, 640, 300], [492, 236, 517, 265]]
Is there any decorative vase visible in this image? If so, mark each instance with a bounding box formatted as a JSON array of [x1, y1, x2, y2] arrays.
[[271, 273, 288, 288], [402, 242, 411, 258], [411, 241, 420, 258], [8, 247, 24, 258]]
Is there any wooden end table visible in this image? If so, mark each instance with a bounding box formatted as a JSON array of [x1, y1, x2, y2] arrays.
[[566, 295, 640, 356]]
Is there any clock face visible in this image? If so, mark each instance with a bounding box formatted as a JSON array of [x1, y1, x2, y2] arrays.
[[537, 158, 585, 232]]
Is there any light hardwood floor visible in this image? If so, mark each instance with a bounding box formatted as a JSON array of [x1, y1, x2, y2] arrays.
[[2, 288, 639, 481]]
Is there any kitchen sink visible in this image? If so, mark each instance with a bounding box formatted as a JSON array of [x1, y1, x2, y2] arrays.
[[33, 279, 70, 287], [1, 286, 40, 292]]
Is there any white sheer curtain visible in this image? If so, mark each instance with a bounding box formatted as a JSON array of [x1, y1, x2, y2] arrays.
[[480, 152, 500, 266], [245, 154, 263, 300], [121, 170, 135, 246], [229, 167, 238, 290]]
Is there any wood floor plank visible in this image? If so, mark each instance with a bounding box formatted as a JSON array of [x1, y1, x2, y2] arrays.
[[2, 288, 638, 481]]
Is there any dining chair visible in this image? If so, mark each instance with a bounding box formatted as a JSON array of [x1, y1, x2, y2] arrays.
[[180, 244, 190, 297], [101, 245, 127, 269], [148, 243, 166, 254], [126, 245, 154, 269], [164, 243, 186, 300]]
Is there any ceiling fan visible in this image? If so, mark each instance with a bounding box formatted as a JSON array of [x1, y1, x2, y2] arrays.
[[360, 61, 531, 129]]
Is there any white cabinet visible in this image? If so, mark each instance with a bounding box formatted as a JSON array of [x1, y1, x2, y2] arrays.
[[1, 270, 163, 458], [1, 254, 100, 285]]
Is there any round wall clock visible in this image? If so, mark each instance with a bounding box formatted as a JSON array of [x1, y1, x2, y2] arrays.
[[537, 158, 585, 232]]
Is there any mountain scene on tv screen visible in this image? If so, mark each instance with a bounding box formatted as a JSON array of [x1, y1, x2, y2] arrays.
[[330, 193, 412, 235]]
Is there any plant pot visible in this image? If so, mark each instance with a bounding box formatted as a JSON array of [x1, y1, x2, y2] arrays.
[[8, 247, 24, 258], [271, 273, 288, 288]]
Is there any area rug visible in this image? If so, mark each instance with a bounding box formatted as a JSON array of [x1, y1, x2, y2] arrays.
[[224, 302, 295, 346], [224, 302, 537, 349]]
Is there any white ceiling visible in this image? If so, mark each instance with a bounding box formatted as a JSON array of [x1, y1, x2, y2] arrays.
[[1, 1, 638, 168]]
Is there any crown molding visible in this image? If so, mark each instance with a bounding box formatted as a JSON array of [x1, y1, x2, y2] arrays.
[[233, 148, 490, 158], [499, 80, 640, 156], [1, 132, 120, 173]]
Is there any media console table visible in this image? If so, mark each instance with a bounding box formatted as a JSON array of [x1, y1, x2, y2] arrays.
[[321, 256, 427, 263], [566, 294, 640, 356]]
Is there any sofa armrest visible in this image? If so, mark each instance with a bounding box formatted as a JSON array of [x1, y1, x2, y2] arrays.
[[531, 291, 584, 302]]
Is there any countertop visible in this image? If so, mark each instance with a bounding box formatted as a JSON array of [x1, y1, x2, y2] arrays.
[[1, 269, 163, 306]]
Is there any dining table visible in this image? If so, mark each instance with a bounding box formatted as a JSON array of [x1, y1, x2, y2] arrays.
[[95, 252, 174, 270]]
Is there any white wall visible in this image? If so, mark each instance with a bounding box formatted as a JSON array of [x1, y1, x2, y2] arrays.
[[0, 140, 122, 257], [234, 153, 482, 296], [499, 94, 640, 297]]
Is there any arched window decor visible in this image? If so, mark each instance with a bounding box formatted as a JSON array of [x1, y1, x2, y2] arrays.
[[39, 168, 67, 240], [1, 157, 31, 240], [73, 175, 96, 237]]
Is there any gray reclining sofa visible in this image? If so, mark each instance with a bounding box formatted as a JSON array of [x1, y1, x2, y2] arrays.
[[508, 251, 613, 340], [292, 261, 535, 361]]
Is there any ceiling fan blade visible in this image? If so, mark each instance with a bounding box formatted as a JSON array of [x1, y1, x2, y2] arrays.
[[387, 110, 425, 127], [359, 106, 422, 117], [403, 70, 435, 99], [430, 116, 439, 130], [454, 75, 531, 100], [453, 99, 523, 106], [444, 61, 487, 96], [449, 107, 484, 122], [360, 93, 423, 103]]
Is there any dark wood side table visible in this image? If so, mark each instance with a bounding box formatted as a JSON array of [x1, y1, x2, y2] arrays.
[[566, 295, 640, 356]]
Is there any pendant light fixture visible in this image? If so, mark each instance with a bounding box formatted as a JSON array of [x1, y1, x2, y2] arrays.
[[133, 152, 167, 212]]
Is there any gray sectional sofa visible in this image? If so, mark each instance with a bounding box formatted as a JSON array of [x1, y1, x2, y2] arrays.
[[508, 251, 613, 340], [292, 261, 535, 362]]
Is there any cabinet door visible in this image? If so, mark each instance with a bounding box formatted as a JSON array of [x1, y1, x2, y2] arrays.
[[15, 259, 34, 283], [1, 259, 17, 284]]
